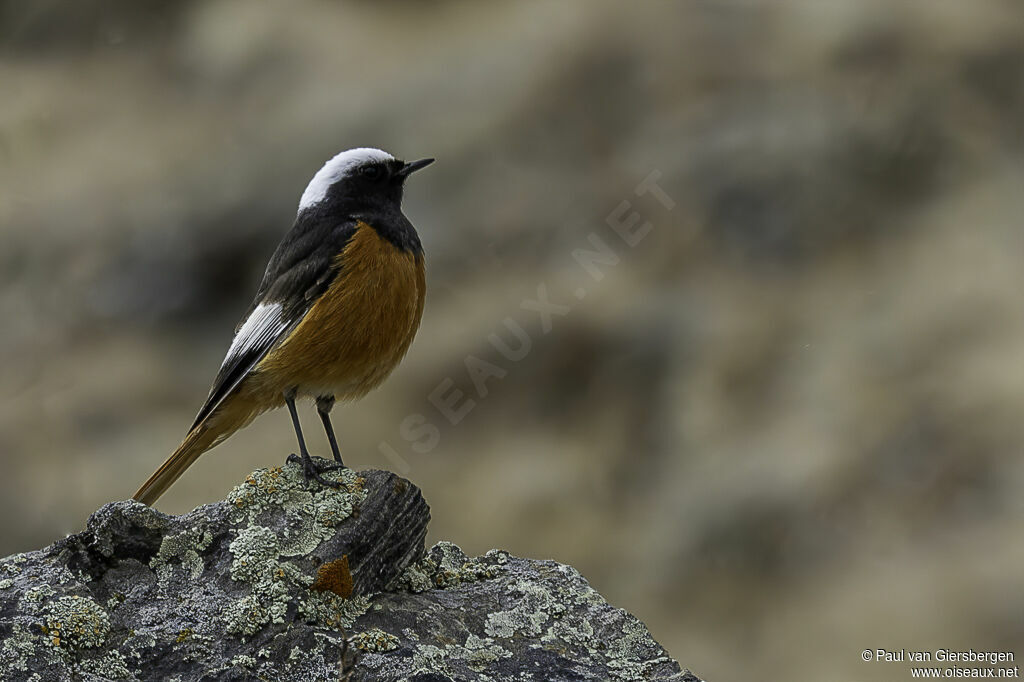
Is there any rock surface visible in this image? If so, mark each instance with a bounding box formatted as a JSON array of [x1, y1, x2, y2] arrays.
[[0, 461, 698, 681]]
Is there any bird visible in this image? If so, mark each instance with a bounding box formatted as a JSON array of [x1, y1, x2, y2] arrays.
[[132, 148, 433, 506]]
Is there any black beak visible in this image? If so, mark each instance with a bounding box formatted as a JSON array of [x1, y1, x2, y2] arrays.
[[397, 158, 434, 177]]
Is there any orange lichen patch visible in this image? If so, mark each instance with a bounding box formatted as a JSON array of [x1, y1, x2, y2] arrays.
[[243, 467, 281, 488], [310, 556, 353, 598]]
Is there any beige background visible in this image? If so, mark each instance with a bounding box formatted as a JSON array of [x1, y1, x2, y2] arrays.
[[2, 2, 1023, 680]]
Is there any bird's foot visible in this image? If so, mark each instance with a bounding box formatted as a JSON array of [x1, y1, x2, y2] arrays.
[[286, 451, 344, 489]]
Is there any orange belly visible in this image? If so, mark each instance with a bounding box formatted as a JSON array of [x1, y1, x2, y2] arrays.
[[244, 221, 425, 405]]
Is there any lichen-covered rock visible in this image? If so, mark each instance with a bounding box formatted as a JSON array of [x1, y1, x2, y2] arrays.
[[354, 542, 696, 682], [0, 460, 697, 681]]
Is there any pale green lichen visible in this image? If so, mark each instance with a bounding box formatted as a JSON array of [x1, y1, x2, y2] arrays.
[[41, 594, 111, 650], [398, 632, 512, 677], [542, 613, 596, 650], [394, 541, 503, 593], [509, 564, 674, 680], [224, 524, 299, 635], [535, 565, 612, 657], [0, 579, 13, 590], [603, 618, 675, 681], [350, 627, 400, 653], [450, 559, 679, 678], [150, 526, 213, 588], [0, 624, 36, 673], [484, 578, 563, 639], [230, 653, 258, 668], [297, 592, 371, 631], [229, 525, 280, 583], [79, 650, 131, 679], [23, 584, 55, 604], [223, 574, 298, 636], [225, 465, 366, 558], [405, 643, 449, 674], [224, 594, 271, 637], [484, 610, 525, 639], [463, 633, 512, 672], [556, 563, 606, 608]]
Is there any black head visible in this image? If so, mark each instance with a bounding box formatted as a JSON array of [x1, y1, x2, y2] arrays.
[[297, 148, 433, 216]]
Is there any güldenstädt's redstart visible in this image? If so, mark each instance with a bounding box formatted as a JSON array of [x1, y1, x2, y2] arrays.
[[133, 148, 433, 505]]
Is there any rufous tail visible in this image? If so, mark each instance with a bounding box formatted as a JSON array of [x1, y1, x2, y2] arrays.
[[132, 425, 222, 506]]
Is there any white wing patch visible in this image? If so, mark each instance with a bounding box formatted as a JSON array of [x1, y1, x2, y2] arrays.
[[298, 147, 395, 213], [222, 302, 288, 369]]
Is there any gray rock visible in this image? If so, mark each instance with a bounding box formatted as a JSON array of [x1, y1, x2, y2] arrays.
[[0, 461, 698, 681]]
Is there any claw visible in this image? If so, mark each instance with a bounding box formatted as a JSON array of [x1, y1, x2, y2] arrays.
[[286, 453, 343, 489]]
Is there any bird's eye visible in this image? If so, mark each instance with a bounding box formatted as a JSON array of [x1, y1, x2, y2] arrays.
[[361, 165, 385, 182]]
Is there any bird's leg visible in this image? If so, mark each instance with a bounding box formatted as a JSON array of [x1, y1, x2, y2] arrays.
[[316, 395, 345, 466], [284, 391, 342, 488]]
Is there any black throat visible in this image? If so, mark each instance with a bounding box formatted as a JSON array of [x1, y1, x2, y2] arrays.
[[299, 195, 422, 255]]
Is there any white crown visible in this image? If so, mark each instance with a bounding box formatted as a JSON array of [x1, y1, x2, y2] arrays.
[[298, 147, 395, 212]]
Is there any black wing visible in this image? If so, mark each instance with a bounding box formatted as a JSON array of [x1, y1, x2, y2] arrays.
[[189, 216, 359, 429]]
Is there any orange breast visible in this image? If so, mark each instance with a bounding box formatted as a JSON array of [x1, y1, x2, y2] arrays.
[[252, 221, 426, 401]]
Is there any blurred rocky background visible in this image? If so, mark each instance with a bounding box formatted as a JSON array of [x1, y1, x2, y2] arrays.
[[1, 1, 1023, 680]]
